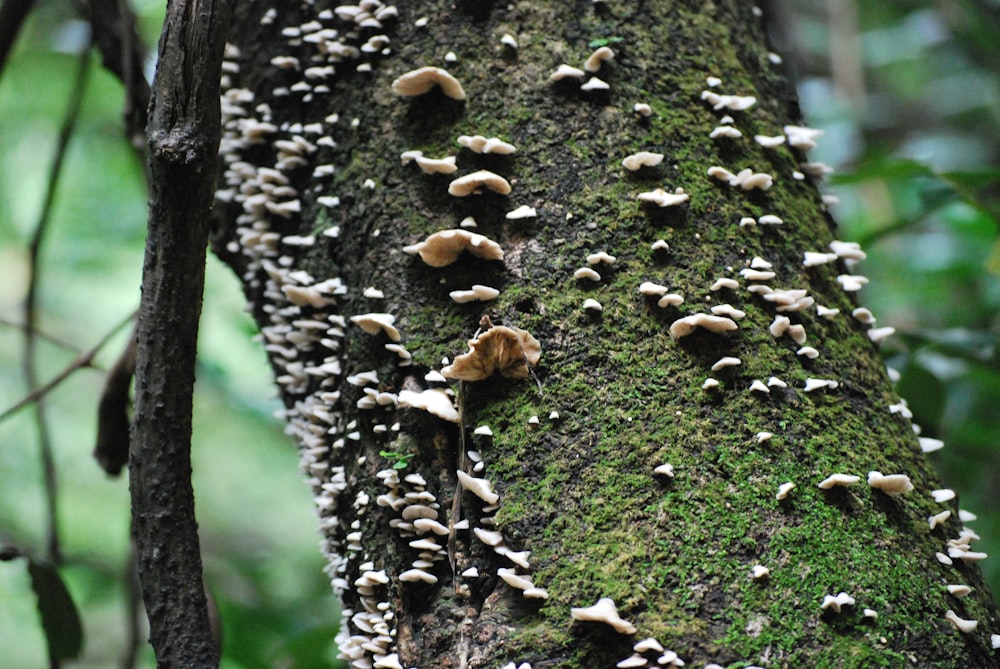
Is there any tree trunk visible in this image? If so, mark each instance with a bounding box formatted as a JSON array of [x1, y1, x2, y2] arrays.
[[210, 1, 1000, 667]]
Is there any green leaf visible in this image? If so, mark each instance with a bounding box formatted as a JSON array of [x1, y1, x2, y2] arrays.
[[26, 558, 84, 661]]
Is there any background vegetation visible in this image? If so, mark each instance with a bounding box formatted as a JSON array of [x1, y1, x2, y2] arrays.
[[1, 0, 997, 666]]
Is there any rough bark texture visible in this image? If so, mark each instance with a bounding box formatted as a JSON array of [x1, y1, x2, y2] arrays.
[[212, 1, 1000, 668], [130, 0, 230, 665]]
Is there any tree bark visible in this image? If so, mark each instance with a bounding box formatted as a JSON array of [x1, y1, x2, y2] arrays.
[[130, 0, 230, 665], [211, 1, 1000, 667]]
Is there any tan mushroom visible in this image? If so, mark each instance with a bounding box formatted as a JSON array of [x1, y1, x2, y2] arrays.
[[403, 229, 503, 267], [391, 66, 466, 100], [441, 321, 540, 381]]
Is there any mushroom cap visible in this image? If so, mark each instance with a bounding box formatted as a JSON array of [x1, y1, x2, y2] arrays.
[[867, 470, 913, 495], [571, 597, 637, 635], [550, 64, 586, 81], [350, 313, 401, 341], [669, 313, 738, 338], [622, 151, 665, 171], [448, 170, 513, 196], [584, 46, 615, 72], [414, 155, 458, 174], [441, 325, 541, 381], [397, 389, 460, 423], [403, 229, 504, 267], [391, 66, 466, 100]]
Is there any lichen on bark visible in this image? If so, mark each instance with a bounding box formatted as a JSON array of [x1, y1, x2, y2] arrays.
[[212, 1, 1000, 668]]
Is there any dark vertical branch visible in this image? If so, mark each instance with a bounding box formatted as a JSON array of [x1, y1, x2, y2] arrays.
[[22, 45, 92, 570], [129, 0, 230, 665], [0, 0, 35, 79]]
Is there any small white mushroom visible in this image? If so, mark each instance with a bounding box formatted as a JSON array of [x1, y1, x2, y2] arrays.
[[803, 251, 838, 267], [818, 474, 860, 489], [622, 152, 665, 171], [500, 33, 518, 49], [570, 598, 637, 634], [392, 66, 466, 100], [821, 592, 855, 614], [776, 482, 795, 500], [867, 471, 913, 496], [574, 267, 601, 282], [584, 46, 615, 72], [751, 565, 770, 579], [474, 425, 493, 437], [397, 389, 459, 423], [637, 188, 689, 207], [587, 251, 617, 265], [633, 103, 653, 116], [448, 170, 513, 196], [710, 278, 740, 291], [669, 314, 738, 338], [803, 378, 837, 392], [350, 313, 401, 341], [653, 463, 675, 477], [581, 77, 610, 92], [549, 64, 586, 81], [710, 126, 742, 139], [449, 284, 501, 303], [414, 154, 458, 174], [944, 610, 977, 633], [615, 656, 647, 669], [456, 470, 499, 504], [754, 134, 786, 148], [633, 638, 664, 653], [928, 510, 951, 530], [506, 205, 537, 220], [657, 294, 684, 307], [399, 569, 439, 584], [702, 378, 720, 390], [749, 379, 770, 394], [583, 298, 603, 312], [931, 488, 955, 503], [919, 437, 945, 453], [711, 356, 741, 371]]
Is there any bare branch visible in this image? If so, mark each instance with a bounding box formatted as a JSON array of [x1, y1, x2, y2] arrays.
[[128, 0, 231, 664]]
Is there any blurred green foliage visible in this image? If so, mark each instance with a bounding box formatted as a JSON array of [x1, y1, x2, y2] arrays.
[[1, 0, 998, 665]]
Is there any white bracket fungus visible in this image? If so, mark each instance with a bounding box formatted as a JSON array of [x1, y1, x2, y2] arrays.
[[391, 66, 466, 100], [751, 565, 770, 579], [653, 463, 675, 477], [818, 474, 860, 489], [669, 314, 738, 338], [574, 267, 602, 281], [583, 298, 603, 312], [658, 294, 684, 307], [506, 205, 537, 220], [587, 251, 617, 265], [776, 482, 795, 500], [449, 284, 500, 303], [501, 33, 518, 49], [456, 470, 500, 504], [867, 471, 913, 496], [947, 584, 972, 597], [711, 356, 741, 371], [622, 151, 665, 171], [701, 90, 757, 111], [350, 313, 401, 341], [403, 229, 504, 267], [570, 598, 637, 634], [414, 155, 458, 174], [821, 592, 855, 614], [616, 656, 646, 669], [749, 380, 770, 394], [944, 610, 978, 633], [639, 282, 669, 296], [804, 251, 838, 267], [710, 304, 745, 319], [754, 134, 786, 148], [581, 77, 610, 92], [448, 170, 513, 196], [929, 510, 951, 530], [803, 378, 837, 392], [710, 126, 742, 139], [931, 488, 955, 503], [584, 46, 615, 72], [397, 389, 460, 423], [549, 64, 585, 81], [784, 125, 824, 151], [633, 103, 653, 117], [457, 135, 517, 154], [710, 278, 739, 291], [636, 188, 689, 207]]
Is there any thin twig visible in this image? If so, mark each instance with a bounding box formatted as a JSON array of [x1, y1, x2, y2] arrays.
[[22, 44, 92, 572], [0, 316, 89, 356], [2, 310, 135, 425]]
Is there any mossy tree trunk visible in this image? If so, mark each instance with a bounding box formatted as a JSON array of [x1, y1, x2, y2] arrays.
[[210, 1, 1000, 667]]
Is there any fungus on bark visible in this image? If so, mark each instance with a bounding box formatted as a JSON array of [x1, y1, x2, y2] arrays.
[[391, 66, 466, 100], [571, 597, 637, 634], [441, 318, 541, 381], [403, 229, 503, 267], [448, 170, 513, 196]]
